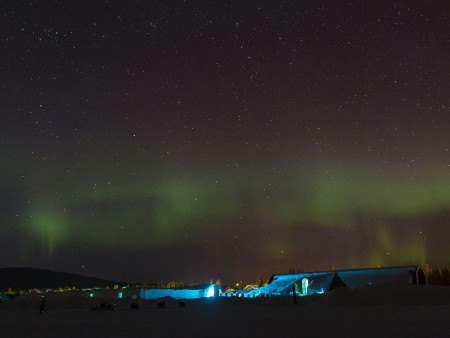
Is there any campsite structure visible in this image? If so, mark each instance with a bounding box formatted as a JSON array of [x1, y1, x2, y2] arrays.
[[243, 265, 426, 298]]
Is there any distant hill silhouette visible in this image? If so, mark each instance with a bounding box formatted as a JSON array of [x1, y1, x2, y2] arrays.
[[0, 267, 125, 291]]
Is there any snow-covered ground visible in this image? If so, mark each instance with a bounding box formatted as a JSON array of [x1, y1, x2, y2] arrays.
[[1, 284, 449, 337]]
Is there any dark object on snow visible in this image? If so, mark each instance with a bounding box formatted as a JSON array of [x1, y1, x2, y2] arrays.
[[444, 268, 450, 286], [90, 302, 115, 311], [39, 296, 46, 314], [415, 267, 428, 285]]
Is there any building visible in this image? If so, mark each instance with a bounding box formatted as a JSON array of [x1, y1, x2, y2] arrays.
[[246, 266, 426, 298], [140, 284, 220, 300]]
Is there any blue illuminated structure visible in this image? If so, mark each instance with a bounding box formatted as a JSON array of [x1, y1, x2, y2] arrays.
[[247, 266, 424, 297], [140, 284, 220, 300]]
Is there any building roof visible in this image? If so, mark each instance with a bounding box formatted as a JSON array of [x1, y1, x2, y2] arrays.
[[249, 266, 418, 297]]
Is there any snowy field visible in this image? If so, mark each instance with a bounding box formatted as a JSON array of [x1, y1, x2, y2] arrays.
[[1, 284, 449, 337]]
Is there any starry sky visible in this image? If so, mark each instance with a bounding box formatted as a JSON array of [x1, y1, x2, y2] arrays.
[[1, 0, 449, 284]]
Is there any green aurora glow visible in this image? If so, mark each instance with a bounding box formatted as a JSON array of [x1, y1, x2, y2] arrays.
[[7, 160, 448, 273]]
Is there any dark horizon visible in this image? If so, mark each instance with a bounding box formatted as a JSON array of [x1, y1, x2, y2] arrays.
[[1, 1, 449, 284]]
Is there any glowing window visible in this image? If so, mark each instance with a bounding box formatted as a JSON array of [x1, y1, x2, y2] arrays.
[[301, 278, 309, 295], [118, 292, 123, 299], [205, 285, 215, 298]]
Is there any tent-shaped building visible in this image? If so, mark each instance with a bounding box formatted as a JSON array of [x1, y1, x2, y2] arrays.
[[247, 266, 426, 297]]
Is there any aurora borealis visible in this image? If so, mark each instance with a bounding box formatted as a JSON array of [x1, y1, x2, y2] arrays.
[[1, 1, 449, 283]]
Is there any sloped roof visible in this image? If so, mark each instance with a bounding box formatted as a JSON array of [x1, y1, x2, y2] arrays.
[[248, 266, 417, 297]]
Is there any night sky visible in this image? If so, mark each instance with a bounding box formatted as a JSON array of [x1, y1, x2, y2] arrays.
[[1, 1, 449, 284]]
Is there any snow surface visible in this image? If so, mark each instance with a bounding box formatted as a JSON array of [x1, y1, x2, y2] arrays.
[[0, 285, 449, 337]]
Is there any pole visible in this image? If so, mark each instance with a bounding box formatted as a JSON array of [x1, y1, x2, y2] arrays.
[[292, 283, 297, 305]]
